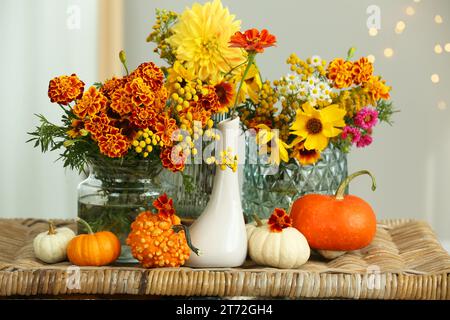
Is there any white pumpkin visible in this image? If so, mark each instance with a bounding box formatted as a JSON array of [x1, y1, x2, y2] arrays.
[[246, 219, 268, 240], [33, 221, 75, 263], [247, 211, 310, 269]]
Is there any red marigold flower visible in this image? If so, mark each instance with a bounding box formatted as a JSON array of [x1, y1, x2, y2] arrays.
[[110, 87, 134, 116], [131, 62, 165, 91], [268, 208, 292, 232], [214, 82, 234, 111], [152, 193, 175, 218], [197, 85, 222, 114], [97, 127, 130, 158], [160, 147, 186, 172], [129, 78, 156, 108], [100, 77, 125, 99], [48, 74, 85, 105], [84, 112, 110, 141], [153, 113, 178, 147], [73, 86, 107, 119], [229, 28, 276, 53], [129, 105, 158, 129]]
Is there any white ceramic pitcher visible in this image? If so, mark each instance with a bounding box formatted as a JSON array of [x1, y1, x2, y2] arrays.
[[186, 117, 247, 267]]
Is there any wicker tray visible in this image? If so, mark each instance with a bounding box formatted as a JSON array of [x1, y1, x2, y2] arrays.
[[0, 218, 449, 299]]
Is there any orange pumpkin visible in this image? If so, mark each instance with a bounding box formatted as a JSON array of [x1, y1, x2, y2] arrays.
[[126, 194, 199, 268], [290, 170, 377, 251], [67, 218, 121, 266]]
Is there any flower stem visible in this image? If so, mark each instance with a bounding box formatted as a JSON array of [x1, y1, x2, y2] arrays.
[[76, 217, 94, 234], [172, 224, 201, 256], [48, 220, 56, 235], [335, 170, 376, 200], [252, 214, 263, 227], [232, 53, 256, 116]]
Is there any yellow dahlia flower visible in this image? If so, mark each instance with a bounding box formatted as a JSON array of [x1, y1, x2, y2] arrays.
[[167, 0, 246, 82], [290, 102, 346, 151]]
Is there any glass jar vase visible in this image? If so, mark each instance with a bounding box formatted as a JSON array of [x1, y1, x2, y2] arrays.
[[242, 142, 348, 219], [77, 157, 165, 262]]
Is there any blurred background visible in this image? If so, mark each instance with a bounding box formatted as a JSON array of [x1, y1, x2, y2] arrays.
[[1, 0, 449, 250]]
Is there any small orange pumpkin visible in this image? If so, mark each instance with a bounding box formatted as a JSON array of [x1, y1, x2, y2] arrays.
[[290, 170, 377, 251], [126, 194, 199, 268], [67, 218, 121, 266]]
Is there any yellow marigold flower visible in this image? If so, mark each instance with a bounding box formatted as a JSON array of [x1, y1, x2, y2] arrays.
[[290, 102, 346, 151], [352, 57, 373, 85], [327, 58, 353, 89], [363, 75, 391, 101], [73, 86, 107, 119], [167, 0, 246, 82], [48, 74, 85, 105]]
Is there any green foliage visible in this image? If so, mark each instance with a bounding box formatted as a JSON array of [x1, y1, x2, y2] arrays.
[[377, 100, 399, 126]]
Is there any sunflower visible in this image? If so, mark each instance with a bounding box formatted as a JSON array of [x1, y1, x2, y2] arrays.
[[290, 102, 346, 151], [167, 0, 245, 82]]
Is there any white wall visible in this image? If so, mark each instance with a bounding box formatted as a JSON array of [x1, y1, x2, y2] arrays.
[[0, 0, 98, 219], [1, 0, 449, 247]]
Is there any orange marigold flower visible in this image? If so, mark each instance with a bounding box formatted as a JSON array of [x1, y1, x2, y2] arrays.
[[352, 57, 373, 85], [152, 193, 175, 218], [84, 112, 110, 141], [100, 77, 124, 99], [132, 62, 165, 91], [129, 78, 155, 108], [153, 113, 178, 147], [229, 28, 276, 53], [160, 147, 186, 172], [363, 75, 391, 101], [110, 87, 134, 115], [73, 86, 107, 119], [97, 127, 130, 158], [327, 58, 354, 89], [268, 208, 292, 233], [48, 74, 85, 105], [183, 103, 212, 128], [130, 106, 157, 129], [67, 119, 85, 139], [291, 140, 321, 165], [197, 85, 221, 113], [214, 81, 234, 111]]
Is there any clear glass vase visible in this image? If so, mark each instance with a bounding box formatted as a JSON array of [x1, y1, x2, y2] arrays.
[[242, 142, 348, 219], [77, 157, 165, 262]]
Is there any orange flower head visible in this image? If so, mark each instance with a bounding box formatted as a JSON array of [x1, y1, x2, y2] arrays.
[[73, 86, 107, 119], [352, 57, 373, 85], [129, 78, 155, 108], [268, 208, 292, 233], [229, 28, 276, 53], [363, 75, 391, 101], [154, 113, 178, 147], [130, 105, 157, 129], [67, 119, 85, 139], [327, 58, 354, 89], [48, 74, 85, 105], [84, 112, 110, 141], [291, 140, 321, 165], [97, 126, 130, 158], [152, 193, 175, 218], [214, 81, 235, 111], [100, 77, 124, 99], [110, 87, 134, 116], [132, 62, 165, 91], [197, 85, 222, 114], [160, 147, 186, 172]]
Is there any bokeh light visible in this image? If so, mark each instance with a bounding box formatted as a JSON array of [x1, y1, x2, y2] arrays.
[[431, 74, 440, 83], [445, 43, 450, 52], [434, 15, 443, 24], [367, 55, 376, 63], [434, 44, 443, 54], [368, 28, 378, 37], [395, 21, 406, 34], [406, 7, 415, 16], [384, 48, 394, 58], [437, 101, 447, 110]]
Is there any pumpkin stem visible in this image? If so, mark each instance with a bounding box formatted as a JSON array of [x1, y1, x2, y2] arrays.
[[252, 214, 263, 227], [48, 220, 56, 235], [335, 170, 376, 200], [172, 224, 201, 256], [76, 217, 94, 234]]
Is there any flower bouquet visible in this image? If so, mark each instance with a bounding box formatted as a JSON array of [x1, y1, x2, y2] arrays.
[[146, 0, 275, 219], [240, 48, 396, 217]]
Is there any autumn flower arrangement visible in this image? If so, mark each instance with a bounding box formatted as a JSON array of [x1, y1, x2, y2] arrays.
[[239, 48, 396, 165]]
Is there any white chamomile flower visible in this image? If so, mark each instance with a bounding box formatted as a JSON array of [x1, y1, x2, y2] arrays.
[[310, 55, 322, 67]]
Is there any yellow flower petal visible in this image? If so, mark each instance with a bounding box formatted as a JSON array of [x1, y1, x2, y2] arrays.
[[305, 134, 329, 151]]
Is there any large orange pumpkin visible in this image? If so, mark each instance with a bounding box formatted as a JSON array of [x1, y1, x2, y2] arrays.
[[290, 170, 377, 251], [67, 218, 121, 266]]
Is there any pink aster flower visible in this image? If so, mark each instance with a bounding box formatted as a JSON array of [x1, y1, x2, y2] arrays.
[[354, 107, 378, 130], [356, 134, 373, 148], [341, 126, 361, 144]]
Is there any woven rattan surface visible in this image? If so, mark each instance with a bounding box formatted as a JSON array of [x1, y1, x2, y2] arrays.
[[0, 218, 449, 299]]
